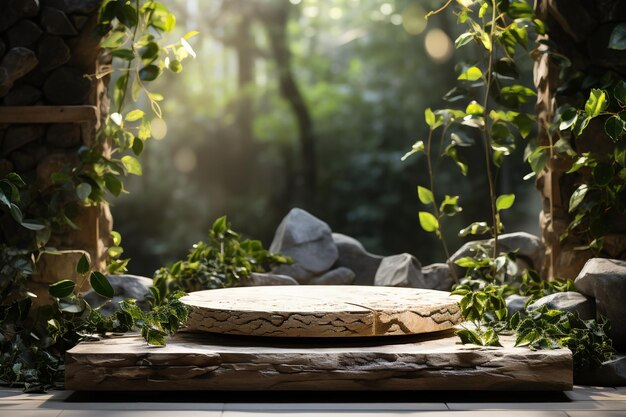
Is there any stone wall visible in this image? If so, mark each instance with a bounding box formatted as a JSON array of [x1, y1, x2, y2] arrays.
[[0, 0, 111, 301], [534, 0, 626, 280]]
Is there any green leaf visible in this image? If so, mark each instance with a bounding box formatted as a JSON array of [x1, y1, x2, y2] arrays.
[[454, 32, 474, 49], [558, 107, 578, 131], [104, 173, 123, 196], [493, 57, 518, 79], [401, 140, 424, 161], [418, 211, 439, 232], [20, 219, 46, 231], [139, 65, 161, 81], [528, 146, 548, 174], [58, 297, 85, 314], [458, 221, 490, 237], [458, 66, 483, 81], [121, 155, 143, 175], [90, 271, 114, 299], [110, 49, 134, 60], [76, 182, 92, 201], [585, 89, 608, 118], [496, 194, 515, 211], [465, 101, 484, 115], [132, 137, 144, 155], [417, 186, 434, 205], [9, 203, 22, 223], [168, 59, 183, 73], [425, 108, 436, 128], [605, 116, 626, 142], [569, 184, 589, 213], [608, 23, 626, 50], [125, 109, 145, 122], [77, 253, 90, 275], [593, 163, 613, 187], [107, 246, 124, 258], [111, 231, 122, 246], [101, 30, 126, 48], [49, 280, 75, 298], [614, 81, 626, 105], [440, 195, 462, 216]]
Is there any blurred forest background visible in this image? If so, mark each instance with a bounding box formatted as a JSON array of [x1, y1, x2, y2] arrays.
[[112, 0, 541, 276]]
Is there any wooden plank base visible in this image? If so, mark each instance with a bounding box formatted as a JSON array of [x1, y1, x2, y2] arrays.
[[65, 331, 573, 391]]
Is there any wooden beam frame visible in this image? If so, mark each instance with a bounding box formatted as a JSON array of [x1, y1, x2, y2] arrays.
[[0, 106, 98, 124]]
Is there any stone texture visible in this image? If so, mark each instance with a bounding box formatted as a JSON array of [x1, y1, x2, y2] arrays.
[[7, 20, 43, 48], [182, 285, 462, 337], [45, 0, 102, 14], [43, 66, 91, 105], [37, 35, 71, 72], [64, 332, 573, 391], [270, 208, 338, 283], [2, 125, 45, 154], [308, 267, 355, 285], [46, 123, 81, 148], [0, 159, 14, 178], [528, 291, 595, 320], [0, 47, 38, 97], [575, 258, 626, 351], [40, 7, 77, 36], [332, 233, 383, 286], [10, 150, 36, 172], [374, 253, 424, 288], [3, 84, 42, 106], [506, 294, 530, 316], [576, 355, 626, 387], [421, 263, 455, 291], [83, 275, 153, 315], [241, 272, 299, 286], [0, 2, 22, 32]]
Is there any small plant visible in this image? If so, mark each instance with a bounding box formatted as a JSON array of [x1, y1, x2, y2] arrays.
[[153, 216, 290, 296]]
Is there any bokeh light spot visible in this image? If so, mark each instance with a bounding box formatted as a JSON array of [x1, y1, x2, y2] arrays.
[[174, 147, 197, 173], [424, 29, 453, 62], [151, 118, 168, 140], [401, 4, 426, 35]]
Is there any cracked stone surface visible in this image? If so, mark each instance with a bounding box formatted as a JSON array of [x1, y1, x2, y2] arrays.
[[181, 286, 463, 337], [64, 331, 573, 391]]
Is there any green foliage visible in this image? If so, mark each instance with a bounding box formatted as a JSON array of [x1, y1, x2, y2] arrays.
[[511, 307, 613, 370], [153, 216, 290, 295]]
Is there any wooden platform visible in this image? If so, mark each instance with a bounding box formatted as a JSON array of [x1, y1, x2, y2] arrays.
[[65, 331, 573, 391], [181, 286, 463, 337]]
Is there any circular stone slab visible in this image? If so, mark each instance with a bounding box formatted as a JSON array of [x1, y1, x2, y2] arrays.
[[181, 285, 463, 337]]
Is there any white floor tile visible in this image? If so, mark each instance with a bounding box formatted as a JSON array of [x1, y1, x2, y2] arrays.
[[446, 401, 626, 411], [223, 403, 447, 411]]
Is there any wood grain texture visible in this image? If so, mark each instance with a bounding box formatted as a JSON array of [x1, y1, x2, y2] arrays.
[[181, 286, 463, 337], [65, 332, 573, 391]]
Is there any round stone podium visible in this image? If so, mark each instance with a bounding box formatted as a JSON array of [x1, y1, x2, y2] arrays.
[[180, 285, 463, 337]]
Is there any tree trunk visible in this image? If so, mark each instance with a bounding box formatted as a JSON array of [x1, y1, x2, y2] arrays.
[[534, 0, 626, 279], [262, 2, 317, 209]]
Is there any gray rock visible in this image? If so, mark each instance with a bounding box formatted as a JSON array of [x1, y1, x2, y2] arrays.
[[43, 66, 91, 105], [83, 274, 153, 316], [242, 272, 299, 286], [450, 232, 544, 277], [528, 292, 595, 320], [506, 294, 530, 316], [40, 7, 77, 36], [0, 2, 22, 32], [46, 123, 81, 148], [10, 150, 36, 172], [7, 20, 43, 48], [575, 258, 626, 351], [421, 263, 455, 291], [37, 35, 71, 72], [3, 84, 42, 106], [44, 0, 101, 14], [375, 253, 424, 288], [0, 47, 39, 97], [309, 267, 355, 285], [332, 233, 383, 286], [270, 208, 338, 283], [575, 355, 626, 387], [3, 125, 44, 154]]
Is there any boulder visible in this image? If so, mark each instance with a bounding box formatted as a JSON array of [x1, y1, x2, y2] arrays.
[[3, 84, 42, 106], [332, 233, 383, 286], [506, 294, 530, 316], [528, 292, 595, 320], [40, 7, 77, 36], [242, 272, 299, 286], [575, 355, 626, 387], [43, 66, 91, 105], [83, 274, 153, 316], [0, 47, 39, 97], [421, 263, 455, 291], [3, 125, 45, 154], [309, 267, 355, 285], [270, 208, 338, 283], [46, 123, 81, 148], [575, 258, 626, 351], [7, 20, 42, 48], [37, 35, 71, 72], [375, 253, 424, 288], [450, 232, 544, 277]]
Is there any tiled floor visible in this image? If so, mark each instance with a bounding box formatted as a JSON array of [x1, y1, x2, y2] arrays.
[[1, 387, 626, 416]]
